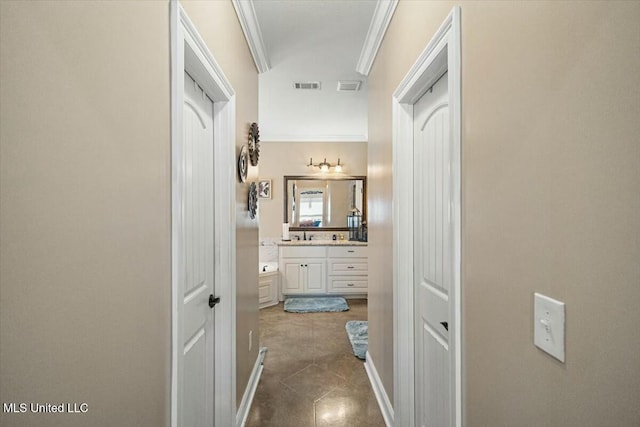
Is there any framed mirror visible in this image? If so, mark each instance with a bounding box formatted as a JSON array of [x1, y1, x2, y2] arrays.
[[284, 175, 366, 231]]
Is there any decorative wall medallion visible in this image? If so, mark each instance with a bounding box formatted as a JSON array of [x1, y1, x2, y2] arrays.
[[248, 182, 258, 219], [248, 122, 260, 166], [238, 145, 249, 183]]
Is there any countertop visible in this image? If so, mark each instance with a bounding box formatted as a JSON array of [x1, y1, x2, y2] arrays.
[[278, 240, 367, 247]]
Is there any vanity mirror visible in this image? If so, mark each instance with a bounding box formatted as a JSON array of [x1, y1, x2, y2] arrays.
[[283, 175, 366, 231]]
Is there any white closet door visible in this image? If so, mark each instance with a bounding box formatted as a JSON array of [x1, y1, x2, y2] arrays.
[[181, 71, 215, 427], [413, 72, 453, 427]]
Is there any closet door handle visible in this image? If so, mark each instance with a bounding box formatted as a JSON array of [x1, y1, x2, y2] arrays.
[[209, 295, 220, 308]]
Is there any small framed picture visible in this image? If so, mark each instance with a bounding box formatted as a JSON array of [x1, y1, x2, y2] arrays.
[[258, 179, 272, 199]]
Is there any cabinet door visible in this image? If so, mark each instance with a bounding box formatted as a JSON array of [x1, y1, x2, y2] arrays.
[[306, 260, 326, 292], [259, 277, 272, 304], [282, 261, 303, 294]]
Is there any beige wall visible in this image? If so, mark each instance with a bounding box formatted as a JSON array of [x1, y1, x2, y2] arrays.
[[258, 141, 367, 239], [0, 1, 259, 426], [368, 1, 640, 425], [0, 2, 171, 426], [181, 0, 260, 408]]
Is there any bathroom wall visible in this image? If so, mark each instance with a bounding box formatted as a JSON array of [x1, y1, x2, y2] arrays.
[[0, 1, 258, 426], [258, 141, 367, 240], [368, 1, 640, 425]]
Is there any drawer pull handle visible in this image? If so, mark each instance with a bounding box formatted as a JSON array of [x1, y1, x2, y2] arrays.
[[347, 266, 355, 269], [347, 250, 355, 253], [347, 283, 354, 287]]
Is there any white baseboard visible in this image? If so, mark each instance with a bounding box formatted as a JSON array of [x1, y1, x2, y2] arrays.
[[236, 347, 267, 427], [364, 351, 394, 427]]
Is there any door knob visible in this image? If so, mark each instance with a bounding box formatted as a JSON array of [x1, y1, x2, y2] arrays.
[[209, 294, 220, 308], [440, 321, 449, 331]]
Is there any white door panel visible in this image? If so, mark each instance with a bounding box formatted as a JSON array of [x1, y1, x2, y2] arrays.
[[419, 323, 450, 427], [414, 72, 453, 427], [182, 71, 215, 427]]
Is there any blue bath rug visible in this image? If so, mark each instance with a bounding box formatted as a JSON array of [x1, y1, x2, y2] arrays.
[[345, 320, 368, 360], [283, 297, 349, 313]]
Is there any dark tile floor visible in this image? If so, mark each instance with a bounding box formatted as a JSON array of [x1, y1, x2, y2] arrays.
[[246, 299, 385, 427]]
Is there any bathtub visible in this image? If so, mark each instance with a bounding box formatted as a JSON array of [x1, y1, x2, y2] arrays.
[[259, 262, 279, 274], [259, 262, 279, 309]]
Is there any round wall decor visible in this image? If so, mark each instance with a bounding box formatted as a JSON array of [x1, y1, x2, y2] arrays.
[[238, 145, 249, 183], [248, 182, 258, 219], [248, 122, 260, 166]]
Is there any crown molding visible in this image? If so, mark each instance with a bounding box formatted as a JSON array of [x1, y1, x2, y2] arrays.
[[355, 0, 398, 76], [232, 0, 271, 73], [261, 134, 368, 143]]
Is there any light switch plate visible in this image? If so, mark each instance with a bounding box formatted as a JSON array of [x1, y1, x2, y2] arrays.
[[534, 293, 565, 362]]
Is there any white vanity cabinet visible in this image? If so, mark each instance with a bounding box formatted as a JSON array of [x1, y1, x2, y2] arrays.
[[279, 244, 367, 296], [280, 246, 327, 294], [281, 259, 326, 294]]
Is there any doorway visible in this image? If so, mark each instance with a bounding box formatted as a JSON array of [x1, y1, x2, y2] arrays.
[[171, 3, 237, 426], [393, 7, 462, 427]]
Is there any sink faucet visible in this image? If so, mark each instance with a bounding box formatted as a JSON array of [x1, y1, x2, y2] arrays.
[[293, 235, 300, 241], [303, 231, 307, 241]]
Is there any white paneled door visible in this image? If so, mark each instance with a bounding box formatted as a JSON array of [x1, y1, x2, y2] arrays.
[[181, 71, 215, 427], [413, 72, 453, 427]]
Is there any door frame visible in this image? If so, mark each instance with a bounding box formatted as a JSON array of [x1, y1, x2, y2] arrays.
[[392, 6, 461, 426], [170, 2, 237, 426]]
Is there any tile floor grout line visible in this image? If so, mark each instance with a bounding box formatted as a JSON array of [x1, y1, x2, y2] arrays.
[[313, 384, 340, 403], [279, 363, 315, 383], [277, 378, 297, 394]]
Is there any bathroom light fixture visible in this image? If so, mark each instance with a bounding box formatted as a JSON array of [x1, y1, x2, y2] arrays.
[[307, 158, 343, 173]]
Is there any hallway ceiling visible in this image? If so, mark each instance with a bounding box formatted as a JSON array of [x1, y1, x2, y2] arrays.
[[250, 0, 378, 142], [253, 0, 376, 69]]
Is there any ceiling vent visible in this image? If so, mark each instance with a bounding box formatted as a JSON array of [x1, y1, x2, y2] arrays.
[[293, 81, 321, 90], [337, 80, 362, 92]]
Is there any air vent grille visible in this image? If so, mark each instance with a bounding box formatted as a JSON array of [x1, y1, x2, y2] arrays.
[[293, 82, 321, 90], [337, 80, 362, 92]]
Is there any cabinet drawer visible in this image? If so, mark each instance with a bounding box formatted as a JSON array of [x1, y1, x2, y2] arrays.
[[281, 246, 327, 258], [328, 259, 368, 275], [327, 246, 368, 258], [328, 278, 368, 292]]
